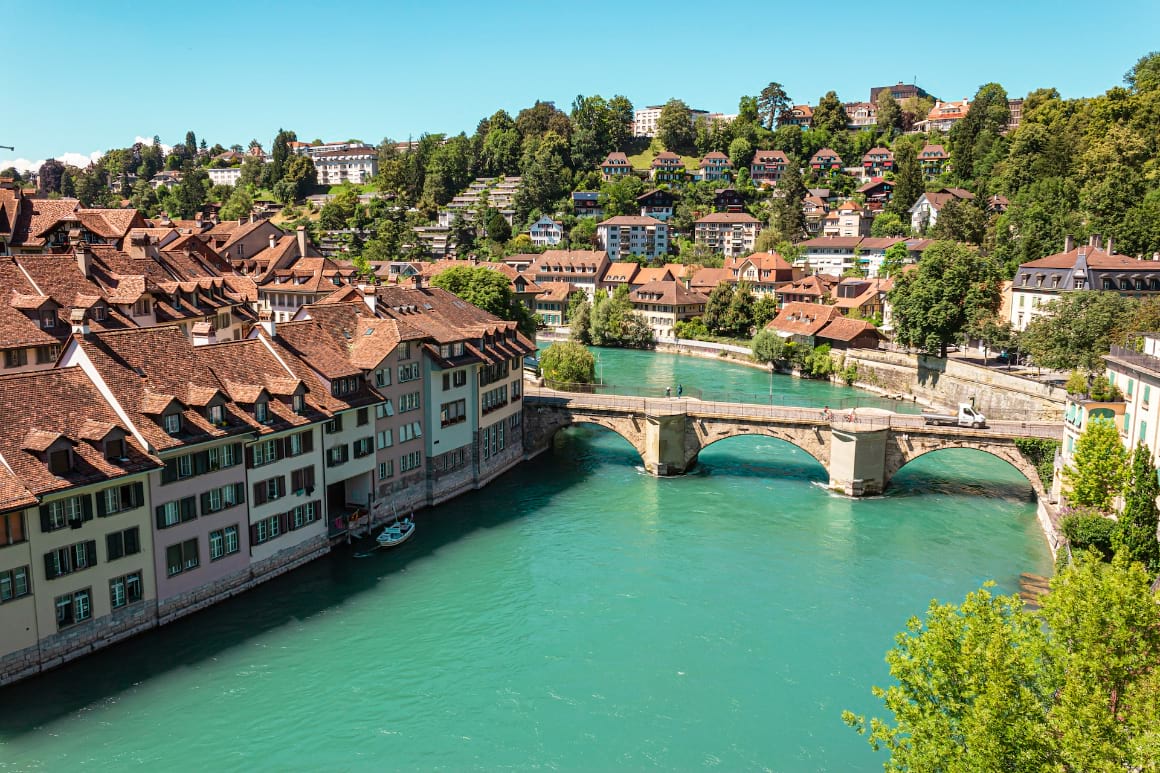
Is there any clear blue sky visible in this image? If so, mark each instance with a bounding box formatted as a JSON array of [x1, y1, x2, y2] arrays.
[[3, 0, 1158, 169]]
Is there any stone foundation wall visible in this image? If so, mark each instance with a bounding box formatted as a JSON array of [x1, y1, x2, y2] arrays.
[[843, 349, 1066, 420]]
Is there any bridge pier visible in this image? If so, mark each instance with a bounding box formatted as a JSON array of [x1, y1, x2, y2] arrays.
[[643, 412, 697, 476], [828, 426, 888, 496]]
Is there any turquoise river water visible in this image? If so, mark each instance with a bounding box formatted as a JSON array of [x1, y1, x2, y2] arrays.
[[0, 348, 1052, 771]]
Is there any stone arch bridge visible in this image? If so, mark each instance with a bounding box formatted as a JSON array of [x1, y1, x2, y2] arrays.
[[523, 391, 1062, 498]]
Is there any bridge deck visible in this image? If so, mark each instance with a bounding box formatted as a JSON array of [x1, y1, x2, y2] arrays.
[[524, 388, 1062, 441]]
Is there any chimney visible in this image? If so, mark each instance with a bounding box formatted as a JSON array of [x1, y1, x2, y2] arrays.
[[268, 233, 277, 251], [191, 322, 217, 347], [411, 274, 423, 289], [296, 225, 307, 257], [363, 286, 377, 313], [1089, 233, 1102, 250], [238, 217, 247, 227], [1064, 235, 1074, 253], [258, 309, 276, 338], [1106, 236, 1114, 255], [69, 308, 89, 337], [76, 243, 92, 278]]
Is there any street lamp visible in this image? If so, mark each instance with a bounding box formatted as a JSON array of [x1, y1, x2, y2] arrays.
[[769, 362, 774, 405]]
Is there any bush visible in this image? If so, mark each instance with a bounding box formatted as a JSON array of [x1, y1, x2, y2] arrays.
[[540, 341, 596, 387], [803, 344, 836, 379], [1060, 510, 1117, 559]]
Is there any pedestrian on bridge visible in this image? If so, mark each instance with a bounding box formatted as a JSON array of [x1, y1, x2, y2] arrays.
[[677, 384, 683, 397], [665, 386, 671, 398]]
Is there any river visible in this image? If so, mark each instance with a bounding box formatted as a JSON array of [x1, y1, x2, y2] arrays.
[[0, 348, 1052, 771]]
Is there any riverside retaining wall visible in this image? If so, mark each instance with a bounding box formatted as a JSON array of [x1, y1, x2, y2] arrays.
[[842, 348, 1066, 421]]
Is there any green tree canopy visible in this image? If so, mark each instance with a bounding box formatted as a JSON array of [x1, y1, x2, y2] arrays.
[[539, 341, 596, 386], [1065, 417, 1129, 512], [430, 266, 535, 337], [756, 82, 791, 130], [656, 99, 695, 153], [1020, 290, 1137, 372], [1115, 442, 1160, 572], [887, 241, 1003, 357]]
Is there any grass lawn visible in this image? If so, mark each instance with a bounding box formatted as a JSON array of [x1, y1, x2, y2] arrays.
[[326, 183, 377, 195], [626, 139, 700, 172]]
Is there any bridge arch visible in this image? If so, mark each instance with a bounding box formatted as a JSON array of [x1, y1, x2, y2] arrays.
[[524, 405, 649, 466], [696, 427, 829, 471], [885, 443, 1045, 499]]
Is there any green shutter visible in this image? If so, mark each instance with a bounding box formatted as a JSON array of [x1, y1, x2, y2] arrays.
[[132, 482, 145, 508], [96, 490, 108, 518], [80, 495, 93, 522]]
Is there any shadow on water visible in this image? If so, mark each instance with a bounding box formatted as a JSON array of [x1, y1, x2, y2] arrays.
[[692, 436, 830, 484], [0, 437, 623, 737], [886, 448, 1037, 502]]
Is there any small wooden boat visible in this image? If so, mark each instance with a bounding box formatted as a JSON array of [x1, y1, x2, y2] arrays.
[[375, 515, 415, 548]]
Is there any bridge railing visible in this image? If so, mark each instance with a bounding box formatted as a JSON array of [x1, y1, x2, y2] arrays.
[[536, 382, 917, 412]]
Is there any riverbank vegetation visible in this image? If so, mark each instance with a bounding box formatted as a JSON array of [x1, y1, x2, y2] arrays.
[[568, 288, 654, 349], [539, 341, 596, 386]]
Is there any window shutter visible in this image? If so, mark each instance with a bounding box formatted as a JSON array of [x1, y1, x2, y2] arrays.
[[155, 505, 167, 529], [201, 492, 212, 514], [305, 466, 315, 489], [249, 523, 260, 545], [234, 483, 246, 505], [132, 482, 145, 508], [181, 497, 196, 521], [106, 533, 121, 561], [291, 469, 301, 492], [194, 452, 208, 475], [80, 495, 93, 522], [231, 443, 243, 465], [277, 437, 288, 461], [302, 431, 313, 453], [161, 458, 178, 484], [44, 552, 56, 579], [39, 505, 51, 533], [253, 482, 266, 506], [245, 445, 255, 468], [96, 491, 108, 518], [125, 528, 139, 555], [85, 540, 97, 567], [277, 476, 286, 498], [278, 512, 290, 534]]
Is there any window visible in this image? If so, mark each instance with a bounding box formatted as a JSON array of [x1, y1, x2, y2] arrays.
[[399, 422, 423, 442], [48, 447, 71, 475], [357, 408, 369, 426], [375, 401, 394, 419], [92, 305, 107, 322], [201, 483, 245, 515], [55, 588, 92, 629], [104, 436, 127, 461], [135, 298, 151, 316], [109, 571, 143, 609], [353, 437, 374, 458], [5, 348, 27, 368], [327, 445, 350, 467], [377, 429, 393, 449], [290, 466, 316, 494], [399, 392, 421, 412], [0, 565, 30, 603], [252, 515, 281, 545], [100, 482, 144, 517], [163, 413, 182, 435], [288, 501, 318, 530], [1145, 385, 1151, 406], [441, 399, 466, 427], [209, 525, 240, 561], [177, 455, 193, 479], [105, 527, 140, 561], [44, 540, 97, 579], [511, 380, 522, 400], [292, 394, 305, 414], [40, 495, 89, 532], [509, 412, 521, 429], [36, 344, 60, 364], [255, 400, 269, 424], [325, 415, 343, 434], [39, 309, 56, 329], [0, 512, 25, 546], [166, 538, 199, 576], [378, 461, 394, 481], [155, 497, 196, 529], [400, 451, 422, 472], [398, 363, 421, 382], [398, 342, 410, 360]]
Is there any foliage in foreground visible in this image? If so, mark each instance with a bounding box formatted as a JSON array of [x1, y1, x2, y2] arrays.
[[843, 554, 1160, 771], [539, 341, 595, 386]]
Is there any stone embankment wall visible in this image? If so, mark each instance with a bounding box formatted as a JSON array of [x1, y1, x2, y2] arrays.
[[842, 348, 1066, 421]]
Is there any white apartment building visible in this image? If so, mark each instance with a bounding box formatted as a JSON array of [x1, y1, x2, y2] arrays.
[[596, 216, 669, 261], [313, 147, 378, 186], [207, 167, 243, 187], [693, 213, 761, 258]]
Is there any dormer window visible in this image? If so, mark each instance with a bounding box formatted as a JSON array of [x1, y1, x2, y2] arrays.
[[104, 437, 126, 461], [48, 448, 72, 475], [40, 309, 56, 329], [255, 400, 269, 424], [92, 305, 107, 322], [133, 298, 151, 316], [208, 404, 225, 426], [163, 413, 182, 435], [292, 394, 305, 414]]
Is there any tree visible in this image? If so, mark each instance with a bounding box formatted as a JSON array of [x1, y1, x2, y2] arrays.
[[768, 159, 808, 242], [430, 266, 535, 337], [870, 212, 909, 238], [878, 242, 909, 279], [752, 295, 779, 330], [875, 91, 903, 137], [1115, 442, 1160, 572], [702, 282, 735, 334], [448, 213, 476, 256], [540, 341, 596, 385], [184, 130, 198, 158], [569, 218, 598, 248], [219, 185, 254, 223], [846, 554, 1160, 771], [1020, 291, 1137, 373], [1065, 417, 1129, 512], [173, 161, 209, 218], [569, 296, 592, 344], [656, 99, 695, 153], [485, 210, 511, 243], [268, 128, 296, 185], [888, 141, 924, 217], [950, 83, 1009, 183], [598, 174, 645, 217], [278, 155, 317, 203], [514, 131, 571, 224], [1125, 50, 1160, 93], [756, 82, 791, 130], [812, 91, 848, 136], [38, 158, 65, 195], [751, 329, 785, 363], [888, 241, 1002, 357], [929, 199, 987, 244]]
